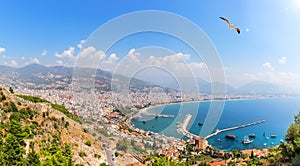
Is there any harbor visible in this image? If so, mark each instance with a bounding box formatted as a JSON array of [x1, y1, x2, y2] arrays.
[[177, 114, 266, 140]]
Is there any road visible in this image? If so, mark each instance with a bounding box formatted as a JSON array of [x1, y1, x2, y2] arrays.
[[105, 148, 115, 166]]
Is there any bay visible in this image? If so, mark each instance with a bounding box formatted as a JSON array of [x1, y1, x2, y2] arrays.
[[131, 97, 300, 151]]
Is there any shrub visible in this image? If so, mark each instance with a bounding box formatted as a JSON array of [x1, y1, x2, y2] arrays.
[[9, 87, 14, 94], [65, 121, 69, 128], [85, 140, 92, 146], [79, 151, 86, 157]]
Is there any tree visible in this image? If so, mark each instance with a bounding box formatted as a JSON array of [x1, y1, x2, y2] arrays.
[[1, 133, 24, 165], [250, 150, 254, 159], [65, 121, 70, 128], [224, 152, 230, 165], [1, 95, 6, 100], [186, 144, 194, 154], [282, 112, 300, 161], [232, 150, 238, 159], [292, 155, 300, 166], [100, 163, 109, 166], [10, 102, 18, 112], [26, 151, 40, 166], [116, 138, 130, 152], [85, 140, 92, 146], [9, 87, 14, 94]]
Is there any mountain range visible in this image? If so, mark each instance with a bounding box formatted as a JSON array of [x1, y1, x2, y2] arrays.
[[0, 64, 294, 95]]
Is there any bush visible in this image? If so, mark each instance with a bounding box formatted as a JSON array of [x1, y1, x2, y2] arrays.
[[65, 121, 69, 128], [51, 103, 81, 123], [10, 102, 18, 112], [9, 87, 14, 94], [85, 140, 92, 146], [94, 154, 101, 159], [16, 94, 49, 103], [79, 151, 87, 157], [83, 128, 89, 133]]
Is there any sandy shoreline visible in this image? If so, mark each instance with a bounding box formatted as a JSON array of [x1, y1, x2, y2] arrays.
[[134, 97, 269, 117]]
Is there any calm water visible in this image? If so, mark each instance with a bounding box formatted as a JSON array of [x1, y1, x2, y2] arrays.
[[131, 97, 300, 151]]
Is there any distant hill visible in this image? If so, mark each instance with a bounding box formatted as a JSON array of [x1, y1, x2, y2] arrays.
[[238, 81, 290, 94], [0, 64, 295, 95], [145, 77, 236, 94], [0, 64, 168, 92]]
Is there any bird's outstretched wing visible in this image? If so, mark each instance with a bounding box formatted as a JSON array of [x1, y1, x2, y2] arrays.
[[219, 17, 231, 25], [235, 27, 241, 34]]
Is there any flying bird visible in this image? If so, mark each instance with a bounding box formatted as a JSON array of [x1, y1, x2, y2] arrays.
[[219, 17, 240, 34]]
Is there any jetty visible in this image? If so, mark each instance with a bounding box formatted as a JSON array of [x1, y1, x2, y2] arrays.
[[141, 112, 175, 118], [177, 114, 266, 140], [204, 119, 266, 139], [177, 114, 200, 139]]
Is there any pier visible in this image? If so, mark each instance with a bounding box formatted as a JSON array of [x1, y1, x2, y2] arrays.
[[141, 112, 175, 118], [204, 120, 266, 139], [177, 114, 266, 140], [177, 114, 200, 139]]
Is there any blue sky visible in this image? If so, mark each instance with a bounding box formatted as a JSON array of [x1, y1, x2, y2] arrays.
[[0, 0, 300, 90]]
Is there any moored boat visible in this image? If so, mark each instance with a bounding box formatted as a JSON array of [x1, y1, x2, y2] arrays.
[[198, 122, 203, 126], [225, 134, 236, 139], [242, 136, 253, 144], [249, 134, 256, 138], [271, 135, 277, 138]]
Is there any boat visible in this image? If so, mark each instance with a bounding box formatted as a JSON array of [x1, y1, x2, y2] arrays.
[[142, 120, 146, 124], [249, 134, 256, 138], [242, 136, 253, 144], [263, 132, 266, 137], [217, 138, 221, 142], [280, 139, 284, 143], [263, 143, 267, 146], [225, 134, 236, 139], [198, 122, 203, 126], [271, 135, 277, 138]]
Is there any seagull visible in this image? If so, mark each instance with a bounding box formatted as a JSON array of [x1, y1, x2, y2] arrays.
[[219, 17, 240, 34]]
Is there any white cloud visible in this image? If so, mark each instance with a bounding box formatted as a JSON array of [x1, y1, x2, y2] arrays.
[[262, 62, 274, 71], [105, 49, 208, 81], [0, 47, 6, 54], [31, 57, 40, 64], [10, 60, 18, 67], [41, 50, 48, 56], [21, 56, 25, 60], [77, 40, 85, 49], [56, 60, 64, 65], [128, 48, 136, 55], [107, 53, 119, 63], [77, 46, 105, 68], [278, 57, 287, 65], [55, 46, 75, 59]]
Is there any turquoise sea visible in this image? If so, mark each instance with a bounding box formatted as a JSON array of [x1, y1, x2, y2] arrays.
[[131, 97, 300, 151]]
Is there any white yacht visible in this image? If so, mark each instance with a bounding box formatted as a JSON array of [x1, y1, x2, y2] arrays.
[[242, 136, 253, 144]]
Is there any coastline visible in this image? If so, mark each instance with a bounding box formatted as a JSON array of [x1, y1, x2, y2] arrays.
[[134, 96, 270, 117], [129, 96, 282, 152]]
